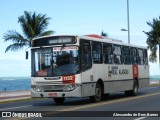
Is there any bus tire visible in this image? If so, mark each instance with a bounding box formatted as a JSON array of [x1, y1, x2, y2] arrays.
[[125, 80, 139, 96], [53, 97, 65, 104], [101, 93, 109, 101], [90, 83, 102, 102]]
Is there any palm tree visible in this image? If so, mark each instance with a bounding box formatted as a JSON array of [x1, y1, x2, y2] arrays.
[[143, 17, 160, 63], [3, 11, 54, 52]]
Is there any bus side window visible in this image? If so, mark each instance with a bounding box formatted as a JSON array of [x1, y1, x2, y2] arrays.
[[122, 46, 131, 64], [138, 49, 144, 65], [144, 49, 148, 65], [80, 40, 92, 71], [113, 45, 122, 64], [103, 43, 112, 64], [92, 42, 103, 63], [131, 48, 138, 64]]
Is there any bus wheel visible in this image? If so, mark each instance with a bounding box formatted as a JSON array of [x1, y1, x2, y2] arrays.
[[125, 80, 139, 96], [132, 80, 139, 96], [90, 83, 102, 102], [101, 93, 109, 101], [53, 97, 65, 104]]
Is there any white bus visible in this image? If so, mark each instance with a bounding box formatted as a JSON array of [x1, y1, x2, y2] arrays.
[[30, 34, 149, 104]]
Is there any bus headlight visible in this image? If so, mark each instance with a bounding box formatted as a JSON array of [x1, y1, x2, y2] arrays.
[[32, 85, 43, 92], [63, 84, 80, 92]]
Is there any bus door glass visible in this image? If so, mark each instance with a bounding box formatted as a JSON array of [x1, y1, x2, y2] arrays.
[[80, 41, 92, 71]]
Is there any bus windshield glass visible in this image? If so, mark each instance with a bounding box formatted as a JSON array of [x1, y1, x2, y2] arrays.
[[32, 46, 79, 77]]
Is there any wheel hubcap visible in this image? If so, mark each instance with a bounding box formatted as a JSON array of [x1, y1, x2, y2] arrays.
[[134, 85, 138, 93], [96, 87, 101, 99]]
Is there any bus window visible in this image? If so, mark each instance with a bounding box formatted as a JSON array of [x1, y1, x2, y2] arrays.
[[122, 46, 131, 64], [138, 49, 144, 65], [33, 48, 52, 77], [81, 40, 92, 71], [103, 43, 112, 64], [144, 49, 148, 65], [131, 48, 138, 64], [92, 42, 103, 63], [113, 45, 122, 64], [52, 46, 80, 76]]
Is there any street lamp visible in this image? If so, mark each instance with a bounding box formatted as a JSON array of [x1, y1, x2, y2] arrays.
[[121, 0, 130, 44], [121, 29, 128, 31], [127, 0, 130, 44]]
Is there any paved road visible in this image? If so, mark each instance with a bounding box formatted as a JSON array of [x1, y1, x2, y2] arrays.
[[0, 86, 160, 120]]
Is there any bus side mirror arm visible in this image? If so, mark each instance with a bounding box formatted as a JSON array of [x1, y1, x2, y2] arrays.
[[26, 51, 29, 59], [25, 47, 30, 60]]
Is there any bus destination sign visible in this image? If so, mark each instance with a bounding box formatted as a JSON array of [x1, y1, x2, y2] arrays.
[[32, 36, 76, 47], [48, 37, 74, 44]]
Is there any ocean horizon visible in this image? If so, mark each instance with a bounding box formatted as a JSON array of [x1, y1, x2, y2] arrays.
[[0, 75, 160, 92]]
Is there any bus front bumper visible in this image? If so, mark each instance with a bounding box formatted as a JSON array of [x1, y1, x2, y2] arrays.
[[31, 86, 82, 98]]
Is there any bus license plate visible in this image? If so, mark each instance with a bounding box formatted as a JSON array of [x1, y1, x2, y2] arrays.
[[48, 93, 57, 97]]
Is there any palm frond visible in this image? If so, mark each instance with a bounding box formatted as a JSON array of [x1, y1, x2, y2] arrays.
[[38, 30, 54, 37], [5, 43, 27, 53], [3, 30, 29, 43], [3, 11, 53, 53], [18, 11, 53, 39], [144, 17, 160, 63], [34, 15, 51, 36]]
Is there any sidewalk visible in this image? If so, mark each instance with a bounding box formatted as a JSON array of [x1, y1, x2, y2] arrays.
[[0, 90, 31, 102]]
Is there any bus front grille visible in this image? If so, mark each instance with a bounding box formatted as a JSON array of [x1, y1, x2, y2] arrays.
[[40, 85, 65, 91]]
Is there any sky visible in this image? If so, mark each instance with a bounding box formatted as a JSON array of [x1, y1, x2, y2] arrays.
[[0, 0, 160, 77]]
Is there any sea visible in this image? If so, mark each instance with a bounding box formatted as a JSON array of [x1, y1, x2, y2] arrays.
[[0, 77, 31, 92], [0, 75, 160, 92]]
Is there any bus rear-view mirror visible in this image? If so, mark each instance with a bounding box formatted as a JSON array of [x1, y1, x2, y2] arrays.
[[26, 51, 29, 59]]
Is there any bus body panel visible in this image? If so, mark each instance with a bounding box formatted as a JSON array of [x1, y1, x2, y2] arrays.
[[138, 65, 149, 79], [81, 67, 95, 97], [93, 64, 105, 82], [138, 65, 149, 88], [104, 65, 132, 81], [104, 80, 133, 93], [81, 83, 96, 97]]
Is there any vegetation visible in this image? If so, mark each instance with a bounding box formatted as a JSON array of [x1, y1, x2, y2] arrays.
[[143, 17, 160, 63], [3, 11, 54, 52]]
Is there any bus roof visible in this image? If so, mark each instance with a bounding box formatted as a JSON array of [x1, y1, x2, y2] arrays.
[[79, 34, 147, 49], [32, 34, 147, 49]]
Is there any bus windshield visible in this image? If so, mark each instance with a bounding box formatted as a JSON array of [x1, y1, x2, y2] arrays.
[[32, 46, 79, 77]]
